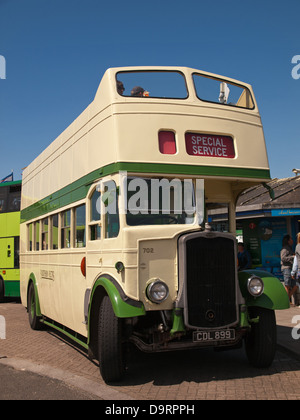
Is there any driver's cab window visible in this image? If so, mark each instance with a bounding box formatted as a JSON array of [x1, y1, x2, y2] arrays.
[[103, 180, 120, 239], [89, 180, 120, 240], [206, 203, 229, 232], [89, 188, 101, 240]]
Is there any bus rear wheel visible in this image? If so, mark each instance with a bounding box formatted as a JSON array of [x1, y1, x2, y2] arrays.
[[0, 278, 4, 303], [245, 306, 277, 368], [27, 282, 42, 330], [98, 295, 125, 383]]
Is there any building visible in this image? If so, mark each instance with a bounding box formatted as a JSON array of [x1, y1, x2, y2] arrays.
[[236, 173, 300, 279]]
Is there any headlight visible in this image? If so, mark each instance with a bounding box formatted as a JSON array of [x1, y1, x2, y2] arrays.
[[146, 280, 169, 304], [247, 276, 264, 297]]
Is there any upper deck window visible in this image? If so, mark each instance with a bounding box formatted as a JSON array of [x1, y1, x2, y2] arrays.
[[0, 184, 21, 213], [116, 71, 188, 99], [193, 73, 254, 109]]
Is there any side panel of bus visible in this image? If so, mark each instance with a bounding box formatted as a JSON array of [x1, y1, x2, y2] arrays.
[[0, 212, 21, 298]]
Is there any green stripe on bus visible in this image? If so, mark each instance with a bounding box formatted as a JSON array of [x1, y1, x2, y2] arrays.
[[117, 162, 270, 178], [21, 162, 270, 223]]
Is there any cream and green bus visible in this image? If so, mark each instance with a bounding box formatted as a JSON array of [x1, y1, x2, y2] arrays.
[[20, 66, 289, 383]]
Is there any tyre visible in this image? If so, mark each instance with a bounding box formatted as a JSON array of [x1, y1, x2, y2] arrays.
[[0, 278, 4, 303], [245, 306, 277, 368], [27, 282, 42, 330], [98, 295, 125, 383]]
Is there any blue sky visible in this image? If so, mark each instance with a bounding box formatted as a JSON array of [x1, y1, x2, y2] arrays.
[[0, 0, 299, 181]]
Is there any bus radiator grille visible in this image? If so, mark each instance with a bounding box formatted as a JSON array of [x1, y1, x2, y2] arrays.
[[185, 236, 237, 329]]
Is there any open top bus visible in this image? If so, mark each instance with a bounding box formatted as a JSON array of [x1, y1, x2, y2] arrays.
[[20, 67, 289, 383]]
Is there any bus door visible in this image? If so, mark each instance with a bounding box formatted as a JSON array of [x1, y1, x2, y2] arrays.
[[0, 237, 14, 269], [87, 178, 120, 271]]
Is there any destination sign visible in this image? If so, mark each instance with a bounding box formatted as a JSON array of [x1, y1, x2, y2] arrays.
[[185, 133, 235, 158]]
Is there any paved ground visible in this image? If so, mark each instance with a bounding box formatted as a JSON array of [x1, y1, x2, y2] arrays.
[[0, 300, 299, 400], [0, 363, 102, 400]]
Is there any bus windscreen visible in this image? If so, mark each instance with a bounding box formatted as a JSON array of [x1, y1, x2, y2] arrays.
[[193, 73, 254, 109], [116, 71, 188, 99]]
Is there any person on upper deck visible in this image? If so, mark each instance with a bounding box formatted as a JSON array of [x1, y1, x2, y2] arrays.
[[131, 86, 145, 97], [117, 80, 125, 95], [130, 86, 149, 97]]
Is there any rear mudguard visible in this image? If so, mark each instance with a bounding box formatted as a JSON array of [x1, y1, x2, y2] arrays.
[[238, 269, 290, 310], [28, 273, 42, 316]]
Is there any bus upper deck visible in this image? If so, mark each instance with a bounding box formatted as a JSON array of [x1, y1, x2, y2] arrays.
[[21, 66, 270, 224]]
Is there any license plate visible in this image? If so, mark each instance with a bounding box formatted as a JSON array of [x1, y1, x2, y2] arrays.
[[193, 329, 235, 343]]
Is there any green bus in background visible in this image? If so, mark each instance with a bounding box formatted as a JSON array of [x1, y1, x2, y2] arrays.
[[0, 180, 21, 301]]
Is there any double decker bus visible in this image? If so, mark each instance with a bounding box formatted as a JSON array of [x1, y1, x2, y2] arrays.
[[0, 180, 21, 301], [20, 66, 289, 383]]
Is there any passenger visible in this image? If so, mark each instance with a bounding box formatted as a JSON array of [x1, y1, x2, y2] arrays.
[[131, 86, 145, 97], [280, 234, 297, 301], [237, 242, 251, 271], [131, 86, 149, 97], [291, 232, 300, 305], [294, 232, 300, 270], [117, 80, 125, 95]]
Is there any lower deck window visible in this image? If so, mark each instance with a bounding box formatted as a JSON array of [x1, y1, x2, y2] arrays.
[[61, 210, 71, 248], [75, 205, 86, 247]]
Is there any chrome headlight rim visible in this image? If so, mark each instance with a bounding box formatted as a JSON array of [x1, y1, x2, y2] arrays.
[[247, 275, 264, 297], [146, 279, 169, 304]]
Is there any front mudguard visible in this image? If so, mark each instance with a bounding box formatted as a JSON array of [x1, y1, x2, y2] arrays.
[[90, 275, 146, 318], [238, 269, 290, 310]]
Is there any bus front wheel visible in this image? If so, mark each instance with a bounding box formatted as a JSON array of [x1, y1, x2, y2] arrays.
[[245, 306, 277, 368], [98, 295, 125, 383], [27, 282, 42, 330]]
